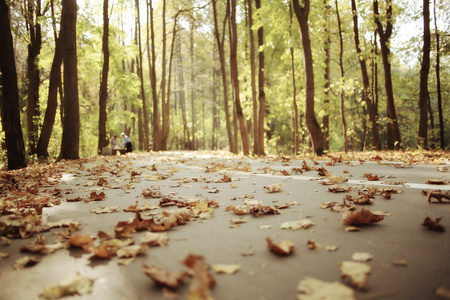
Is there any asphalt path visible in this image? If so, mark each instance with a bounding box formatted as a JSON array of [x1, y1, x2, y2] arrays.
[[0, 151, 449, 300]]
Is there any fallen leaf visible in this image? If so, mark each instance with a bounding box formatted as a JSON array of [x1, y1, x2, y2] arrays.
[[139, 232, 169, 247], [40, 273, 95, 299], [280, 219, 314, 230], [91, 205, 119, 214], [352, 252, 373, 262], [339, 261, 371, 290], [342, 208, 384, 226], [231, 218, 248, 224], [142, 188, 163, 198], [392, 259, 407, 267], [425, 191, 450, 203], [426, 179, 447, 185], [345, 226, 361, 232], [307, 240, 320, 250], [66, 234, 95, 251], [266, 237, 295, 256], [142, 264, 188, 290], [241, 246, 254, 256], [263, 183, 283, 193], [325, 245, 338, 252], [86, 191, 106, 202], [435, 286, 450, 299], [363, 173, 379, 181], [183, 254, 216, 300], [116, 244, 147, 258], [12, 256, 40, 269], [297, 276, 356, 300], [212, 264, 240, 274], [421, 215, 445, 232]]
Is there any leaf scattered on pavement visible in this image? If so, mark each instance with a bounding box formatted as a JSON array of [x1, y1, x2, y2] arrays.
[[297, 276, 356, 300], [266, 237, 295, 256], [421, 215, 445, 232], [342, 208, 384, 226], [40, 273, 95, 299], [339, 261, 372, 290]]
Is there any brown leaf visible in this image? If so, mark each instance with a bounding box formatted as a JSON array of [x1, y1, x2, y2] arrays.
[[425, 191, 450, 203], [183, 254, 216, 299], [12, 256, 41, 269], [142, 264, 188, 290], [363, 173, 379, 181], [266, 237, 295, 256], [86, 191, 106, 202], [342, 208, 384, 226], [66, 234, 95, 251], [40, 273, 95, 299], [339, 261, 372, 290], [297, 277, 355, 300], [421, 215, 445, 232], [142, 188, 163, 198], [263, 183, 283, 193], [212, 264, 240, 274], [307, 239, 320, 250], [426, 179, 447, 185]]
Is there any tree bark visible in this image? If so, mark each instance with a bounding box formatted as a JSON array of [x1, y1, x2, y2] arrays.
[[374, 0, 401, 150], [247, 0, 258, 155], [0, 0, 27, 169], [418, 0, 430, 148], [25, 0, 43, 154], [255, 0, 265, 156], [212, 0, 236, 153], [322, 0, 330, 151], [289, 3, 299, 155], [292, 0, 325, 156], [230, 0, 250, 155], [351, 0, 380, 150], [434, 0, 444, 148], [58, 0, 80, 160], [36, 5, 64, 158], [98, 0, 109, 154]]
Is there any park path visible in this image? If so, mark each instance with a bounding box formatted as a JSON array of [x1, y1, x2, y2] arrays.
[[0, 151, 449, 300]]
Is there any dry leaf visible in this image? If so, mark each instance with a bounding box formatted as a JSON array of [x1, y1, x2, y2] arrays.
[[392, 259, 407, 267], [86, 191, 106, 202], [325, 245, 338, 252], [426, 179, 447, 185], [363, 173, 379, 181], [142, 188, 163, 198], [421, 215, 445, 232], [352, 252, 373, 262], [263, 183, 283, 193], [266, 237, 295, 256], [280, 219, 314, 230], [212, 264, 240, 274], [91, 205, 119, 214], [12, 256, 40, 269], [342, 208, 384, 226], [345, 226, 361, 232], [307, 240, 320, 250], [116, 244, 147, 258], [230, 218, 248, 224], [425, 191, 450, 203], [241, 246, 254, 256], [435, 286, 450, 299], [66, 234, 95, 251], [339, 261, 371, 290], [142, 264, 188, 290], [139, 232, 169, 247], [40, 273, 95, 299], [297, 276, 355, 300], [183, 254, 216, 300]]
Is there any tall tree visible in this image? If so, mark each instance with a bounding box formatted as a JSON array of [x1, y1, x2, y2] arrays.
[[247, 0, 258, 155], [98, 0, 110, 154], [351, 0, 380, 150], [373, 0, 401, 150], [418, 0, 430, 148], [289, 3, 299, 155], [322, 0, 331, 151], [25, 0, 45, 154], [35, 0, 64, 158], [230, 0, 250, 155], [212, 0, 236, 153], [0, 0, 27, 169], [255, 0, 265, 156], [434, 0, 444, 148], [58, 0, 80, 160], [292, 0, 325, 156], [335, 0, 348, 152]]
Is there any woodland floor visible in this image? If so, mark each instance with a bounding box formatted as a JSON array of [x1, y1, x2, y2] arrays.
[[0, 150, 449, 300]]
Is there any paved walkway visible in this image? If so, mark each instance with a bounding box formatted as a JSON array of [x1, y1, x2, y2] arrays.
[[0, 151, 449, 299]]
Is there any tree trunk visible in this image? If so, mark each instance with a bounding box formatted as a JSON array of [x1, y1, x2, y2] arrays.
[[292, 0, 324, 156], [36, 6, 64, 158], [374, 0, 401, 150], [289, 4, 299, 155], [255, 0, 265, 156], [189, 19, 196, 150], [212, 0, 236, 153], [98, 0, 109, 154], [230, 0, 250, 156], [247, 0, 258, 155], [351, 0, 380, 150], [335, 0, 348, 153], [176, 39, 191, 148], [58, 0, 80, 160], [418, 0, 430, 148], [434, 0, 444, 148], [322, 0, 330, 151], [0, 0, 27, 169]]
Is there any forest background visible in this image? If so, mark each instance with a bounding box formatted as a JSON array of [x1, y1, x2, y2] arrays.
[[0, 0, 449, 170]]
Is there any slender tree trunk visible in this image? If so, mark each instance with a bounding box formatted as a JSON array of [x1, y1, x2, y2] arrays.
[[335, 0, 348, 153], [289, 4, 299, 155], [374, 0, 401, 150], [36, 5, 64, 158], [159, 0, 167, 150], [434, 0, 444, 148], [418, 0, 430, 148], [255, 0, 265, 156], [212, 0, 236, 153], [247, 0, 258, 155], [351, 0, 380, 150], [189, 19, 196, 150], [97, 0, 109, 154], [176, 39, 191, 148], [26, 0, 43, 154], [322, 0, 330, 151], [0, 0, 27, 169], [292, 0, 325, 156], [230, 0, 250, 155], [59, 0, 79, 160], [136, 0, 149, 151]]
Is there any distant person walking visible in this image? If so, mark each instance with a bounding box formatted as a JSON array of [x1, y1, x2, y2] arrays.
[[121, 133, 132, 153], [111, 134, 120, 155]]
